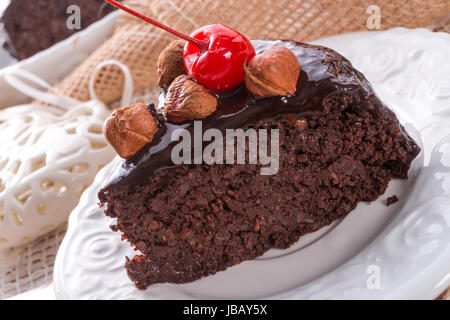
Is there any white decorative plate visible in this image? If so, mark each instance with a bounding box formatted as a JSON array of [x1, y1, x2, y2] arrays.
[[54, 28, 450, 300]]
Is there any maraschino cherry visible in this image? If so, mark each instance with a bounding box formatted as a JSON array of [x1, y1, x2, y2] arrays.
[[184, 24, 255, 93], [105, 0, 255, 93]]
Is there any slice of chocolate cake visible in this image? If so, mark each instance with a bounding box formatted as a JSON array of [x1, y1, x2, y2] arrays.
[[1, 0, 116, 60], [99, 39, 420, 290]]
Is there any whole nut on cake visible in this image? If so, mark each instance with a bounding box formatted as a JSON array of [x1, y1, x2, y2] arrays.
[[164, 75, 218, 123], [104, 103, 160, 159], [244, 45, 300, 97], [157, 39, 186, 87]]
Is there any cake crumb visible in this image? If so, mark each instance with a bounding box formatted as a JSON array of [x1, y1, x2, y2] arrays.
[[386, 195, 399, 206], [295, 119, 308, 131]]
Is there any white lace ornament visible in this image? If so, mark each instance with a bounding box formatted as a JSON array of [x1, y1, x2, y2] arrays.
[[0, 61, 133, 250]]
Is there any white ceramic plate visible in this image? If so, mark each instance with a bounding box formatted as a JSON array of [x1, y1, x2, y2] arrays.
[[54, 28, 450, 300]]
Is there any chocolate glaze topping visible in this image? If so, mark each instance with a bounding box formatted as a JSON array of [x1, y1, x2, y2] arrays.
[[99, 39, 388, 198]]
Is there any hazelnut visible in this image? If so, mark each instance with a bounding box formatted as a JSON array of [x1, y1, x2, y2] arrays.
[[164, 75, 218, 123], [244, 45, 300, 97], [103, 103, 160, 159], [157, 39, 186, 87]]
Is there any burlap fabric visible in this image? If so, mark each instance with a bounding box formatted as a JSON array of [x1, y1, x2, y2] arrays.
[[55, 0, 449, 104]]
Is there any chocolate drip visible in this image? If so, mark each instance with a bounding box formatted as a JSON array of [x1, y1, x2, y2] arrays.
[[99, 39, 375, 197]]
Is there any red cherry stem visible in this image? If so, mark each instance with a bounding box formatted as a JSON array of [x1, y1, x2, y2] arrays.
[[105, 0, 209, 51]]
